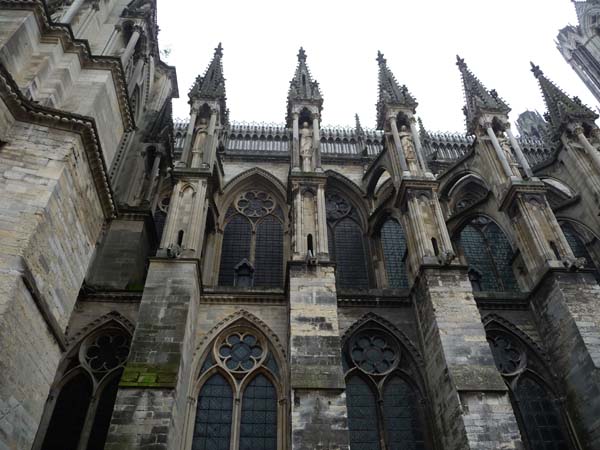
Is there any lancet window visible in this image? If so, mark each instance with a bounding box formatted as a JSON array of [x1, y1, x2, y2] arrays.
[[34, 322, 131, 450], [218, 190, 284, 288], [326, 191, 369, 289], [191, 324, 283, 450], [379, 218, 409, 289], [343, 323, 433, 450], [456, 217, 519, 292], [485, 320, 576, 450]]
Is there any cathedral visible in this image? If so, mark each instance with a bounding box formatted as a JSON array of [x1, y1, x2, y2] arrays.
[[2, 1, 600, 449]]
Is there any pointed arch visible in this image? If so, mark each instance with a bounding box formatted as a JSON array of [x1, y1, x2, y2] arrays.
[[222, 167, 287, 208], [557, 218, 600, 274]]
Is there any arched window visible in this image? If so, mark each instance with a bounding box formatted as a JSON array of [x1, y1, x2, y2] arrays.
[[456, 217, 518, 292], [218, 191, 284, 288], [485, 320, 576, 450], [34, 322, 131, 450], [191, 324, 283, 450], [343, 324, 433, 450], [326, 191, 369, 289], [379, 218, 409, 289]]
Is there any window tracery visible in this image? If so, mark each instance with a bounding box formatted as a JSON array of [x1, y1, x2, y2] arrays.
[[34, 324, 131, 450], [456, 217, 519, 292], [191, 324, 282, 450], [485, 320, 575, 450], [218, 190, 284, 288], [326, 191, 369, 289], [379, 218, 409, 289], [343, 324, 432, 450]]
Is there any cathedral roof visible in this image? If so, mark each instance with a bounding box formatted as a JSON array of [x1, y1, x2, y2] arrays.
[[376, 51, 418, 129], [531, 62, 598, 135], [456, 56, 511, 134]]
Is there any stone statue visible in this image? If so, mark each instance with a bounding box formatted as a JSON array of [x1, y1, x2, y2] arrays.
[[191, 117, 208, 167], [399, 125, 420, 173], [497, 132, 521, 176], [299, 121, 313, 171]]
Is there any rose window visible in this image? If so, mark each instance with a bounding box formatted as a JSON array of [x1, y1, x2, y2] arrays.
[[218, 332, 264, 372], [350, 332, 398, 375], [236, 191, 275, 218], [326, 193, 351, 220], [84, 332, 130, 373], [489, 334, 525, 374]]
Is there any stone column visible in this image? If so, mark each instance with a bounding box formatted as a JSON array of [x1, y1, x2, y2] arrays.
[[144, 152, 162, 204], [312, 114, 322, 170], [200, 110, 218, 168], [485, 123, 514, 178], [316, 184, 329, 257], [61, 0, 86, 24], [120, 27, 142, 66], [105, 258, 201, 450], [292, 112, 300, 170], [575, 126, 600, 172], [288, 262, 349, 450], [180, 106, 198, 166], [409, 117, 430, 174], [389, 116, 410, 174], [506, 128, 533, 178]]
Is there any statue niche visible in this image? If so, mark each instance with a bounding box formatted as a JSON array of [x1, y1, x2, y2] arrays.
[[399, 125, 420, 173], [299, 121, 314, 172], [191, 117, 209, 167]]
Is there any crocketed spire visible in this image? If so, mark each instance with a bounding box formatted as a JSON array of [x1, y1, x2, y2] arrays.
[[287, 47, 323, 103], [189, 43, 226, 102], [531, 62, 598, 136], [456, 55, 511, 134], [376, 51, 418, 129]]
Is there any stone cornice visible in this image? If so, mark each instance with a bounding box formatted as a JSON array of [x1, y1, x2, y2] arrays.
[[0, 62, 116, 218], [0, 0, 135, 131]]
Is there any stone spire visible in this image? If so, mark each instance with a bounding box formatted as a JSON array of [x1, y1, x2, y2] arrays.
[[355, 113, 364, 136], [286, 47, 323, 123], [456, 55, 511, 134], [189, 43, 227, 111], [376, 51, 418, 129], [531, 62, 598, 137]]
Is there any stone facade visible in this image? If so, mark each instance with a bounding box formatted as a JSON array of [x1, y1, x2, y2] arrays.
[[1, 1, 600, 450]]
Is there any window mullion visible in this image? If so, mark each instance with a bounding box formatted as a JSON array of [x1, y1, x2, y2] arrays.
[[376, 389, 388, 450], [231, 390, 242, 450], [76, 379, 99, 450]]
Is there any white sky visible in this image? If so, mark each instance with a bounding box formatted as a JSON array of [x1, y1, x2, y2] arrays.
[[157, 0, 598, 133]]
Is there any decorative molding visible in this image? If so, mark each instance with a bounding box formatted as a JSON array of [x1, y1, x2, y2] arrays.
[[65, 310, 135, 347]]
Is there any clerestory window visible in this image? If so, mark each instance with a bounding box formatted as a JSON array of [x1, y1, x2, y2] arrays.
[[379, 218, 409, 289], [218, 191, 284, 288], [326, 191, 369, 289], [191, 326, 283, 450]]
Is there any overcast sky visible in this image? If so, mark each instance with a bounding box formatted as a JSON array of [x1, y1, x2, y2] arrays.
[[157, 0, 598, 133]]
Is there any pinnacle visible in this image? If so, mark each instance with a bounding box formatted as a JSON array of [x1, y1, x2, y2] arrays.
[[376, 51, 418, 129]]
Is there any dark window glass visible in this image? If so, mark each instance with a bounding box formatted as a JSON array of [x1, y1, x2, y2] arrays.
[[458, 221, 518, 292], [484, 223, 518, 291], [561, 223, 595, 269], [218, 215, 252, 286], [334, 218, 369, 289], [254, 216, 283, 287], [86, 371, 122, 450], [515, 377, 570, 450], [381, 219, 409, 288], [192, 373, 233, 450], [346, 375, 381, 450], [41, 372, 93, 450], [239, 374, 277, 450], [383, 377, 426, 450]]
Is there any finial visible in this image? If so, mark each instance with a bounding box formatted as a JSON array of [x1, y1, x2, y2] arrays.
[[355, 113, 363, 132], [214, 42, 223, 57], [377, 51, 386, 66], [456, 55, 466, 68], [298, 47, 307, 62], [530, 62, 543, 78]]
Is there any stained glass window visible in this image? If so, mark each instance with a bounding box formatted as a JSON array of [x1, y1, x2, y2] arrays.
[[193, 374, 233, 450], [334, 218, 369, 289], [346, 376, 381, 450], [383, 377, 427, 450], [515, 377, 570, 450], [458, 219, 518, 292], [239, 375, 278, 450], [254, 216, 284, 287], [380, 219, 409, 288], [218, 215, 252, 286]]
